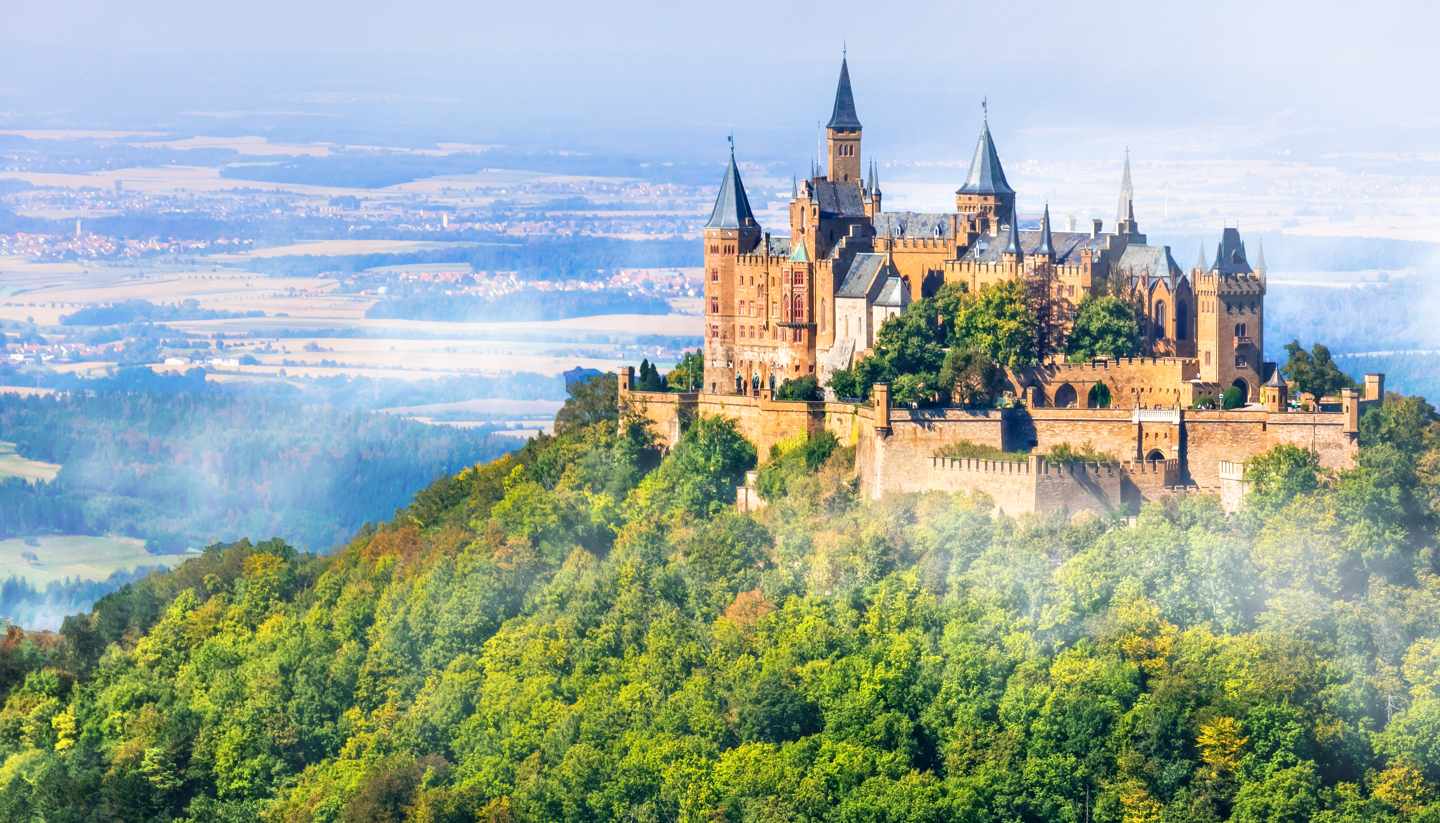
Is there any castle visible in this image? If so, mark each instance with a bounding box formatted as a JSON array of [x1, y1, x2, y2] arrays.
[[622, 56, 1384, 516]]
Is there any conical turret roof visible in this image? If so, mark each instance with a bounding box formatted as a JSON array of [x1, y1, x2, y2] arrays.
[[1004, 204, 1023, 259], [704, 144, 756, 230], [826, 56, 862, 130], [957, 118, 1014, 196], [1036, 204, 1054, 256]]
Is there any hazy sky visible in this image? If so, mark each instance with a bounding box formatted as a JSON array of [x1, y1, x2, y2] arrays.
[[5, 0, 1437, 142]]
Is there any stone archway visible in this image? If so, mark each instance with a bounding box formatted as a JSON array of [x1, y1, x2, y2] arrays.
[[1146, 448, 1166, 462], [1231, 377, 1250, 402], [1054, 383, 1078, 409], [1088, 383, 1112, 409]]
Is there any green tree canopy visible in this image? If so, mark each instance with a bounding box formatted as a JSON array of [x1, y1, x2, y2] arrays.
[[1283, 340, 1354, 398], [1066, 295, 1143, 361]]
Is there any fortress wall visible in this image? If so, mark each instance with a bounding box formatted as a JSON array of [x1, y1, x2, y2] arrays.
[[1023, 409, 1139, 460], [882, 455, 1039, 514], [1183, 410, 1357, 488], [860, 410, 1007, 500], [1029, 357, 1197, 409], [1120, 458, 1182, 505], [1033, 461, 1125, 516], [622, 389, 694, 448]]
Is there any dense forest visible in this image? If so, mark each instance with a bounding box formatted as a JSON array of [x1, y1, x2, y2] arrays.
[[0, 371, 515, 553], [2, 374, 1440, 821]]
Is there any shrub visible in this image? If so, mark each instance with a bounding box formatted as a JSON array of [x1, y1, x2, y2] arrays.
[[775, 375, 821, 402]]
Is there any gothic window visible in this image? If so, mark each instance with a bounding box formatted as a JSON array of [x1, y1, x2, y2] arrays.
[[1154, 301, 1166, 334], [709, 297, 719, 314], [792, 295, 804, 322], [710, 268, 718, 282]]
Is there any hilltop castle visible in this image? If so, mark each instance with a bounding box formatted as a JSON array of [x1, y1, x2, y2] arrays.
[[622, 56, 1385, 516]]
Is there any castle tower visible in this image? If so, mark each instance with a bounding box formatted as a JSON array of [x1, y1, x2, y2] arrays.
[[955, 104, 1015, 229], [826, 55, 863, 183], [1260, 367, 1288, 412], [864, 160, 882, 218], [702, 141, 762, 394], [1195, 227, 1265, 401]]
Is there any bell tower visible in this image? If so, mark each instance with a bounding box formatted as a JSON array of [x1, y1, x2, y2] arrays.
[[826, 53, 862, 183]]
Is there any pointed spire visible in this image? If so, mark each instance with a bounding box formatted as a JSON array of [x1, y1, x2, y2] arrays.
[[1037, 203, 1054, 257], [1004, 203, 1023, 260], [1117, 148, 1134, 225], [1255, 237, 1267, 272], [791, 175, 798, 200], [871, 160, 880, 194], [1196, 241, 1208, 271], [957, 113, 1014, 196], [866, 160, 876, 193], [704, 141, 756, 230], [1213, 241, 1224, 271], [827, 54, 862, 130], [790, 239, 810, 263]]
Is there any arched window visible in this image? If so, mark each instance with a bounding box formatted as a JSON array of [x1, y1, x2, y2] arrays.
[[1235, 322, 1247, 338], [793, 295, 804, 322], [709, 297, 718, 314], [1153, 301, 1166, 334]]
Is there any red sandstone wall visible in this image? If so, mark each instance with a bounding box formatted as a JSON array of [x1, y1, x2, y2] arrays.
[[1183, 411, 1356, 488]]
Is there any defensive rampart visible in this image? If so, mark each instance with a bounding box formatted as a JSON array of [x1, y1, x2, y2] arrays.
[[616, 368, 1366, 515]]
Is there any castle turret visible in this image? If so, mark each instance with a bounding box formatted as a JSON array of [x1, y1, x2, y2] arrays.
[[1260, 367, 1288, 412], [864, 160, 882, 217], [1002, 201, 1023, 264], [955, 104, 1015, 228], [1036, 203, 1055, 260], [1195, 227, 1265, 401], [826, 54, 863, 183]]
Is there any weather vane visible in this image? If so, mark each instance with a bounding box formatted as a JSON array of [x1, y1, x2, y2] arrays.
[[982, 96, 988, 121]]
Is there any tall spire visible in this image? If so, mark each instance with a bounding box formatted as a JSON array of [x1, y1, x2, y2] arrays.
[[791, 175, 798, 200], [827, 54, 862, 131], [1004, 203, 1023, 260], [1255, 237, 1267, 273], [1117, 148, 1134, 225], [1196, 241, 1208, 271], [704, 141, 756, 230], [957, 114, 1014, 196], [866, 160, 876, 193], [1037, 204, 1054, 257]]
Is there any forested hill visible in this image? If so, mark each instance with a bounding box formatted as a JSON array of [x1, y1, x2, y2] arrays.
[[5, 377, 1440, 822]]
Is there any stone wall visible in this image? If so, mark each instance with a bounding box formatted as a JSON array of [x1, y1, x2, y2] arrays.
[[1183, 410, 1357, 489]]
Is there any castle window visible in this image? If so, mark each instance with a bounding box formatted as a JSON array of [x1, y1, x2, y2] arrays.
[[710, 268, 719, 282], [710, 297, 719, 314], [710, 324, 718, 339], [1205, 351, 1212, 365], [1235, 322, 1247, 338]]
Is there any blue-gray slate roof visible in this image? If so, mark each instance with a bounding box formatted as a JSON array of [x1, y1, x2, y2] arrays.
[[704, 151, 756, 230], [827, 57, 862, 130], [960, 229, 1092, 264], [813, 179, 866, 218], [1211, 227, 1253, 275], [875, 276, 906, 308], [872, 211, 954, 238], [836, 252, 890, 298], [957, 120, 1014, 196]]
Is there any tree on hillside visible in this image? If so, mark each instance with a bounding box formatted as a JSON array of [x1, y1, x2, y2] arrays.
[[953, 280, 1039, 368], [938, 347, 1005, 407], [775, 375, 820, 402], [632, 415, 756, 518], [635, 358, 666, 391], [554, 372, 619, 434], [1066, 295, 1142, 361], [1283, 341, 1354, 399], [667, 350, 703, 393], [1245, 444, 1321, 511]]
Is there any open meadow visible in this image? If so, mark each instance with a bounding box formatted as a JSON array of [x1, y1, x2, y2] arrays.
[[0, 534, 192, 587], [0, 441, 59, 483]]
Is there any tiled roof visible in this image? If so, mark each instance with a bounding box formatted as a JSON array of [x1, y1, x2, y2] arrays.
[[836, 252, 889, 298], [871, 211, 954, 238], [956, 120, 1014, 196], [827, 57, 862, 130], [704, 149, 756, 230], [813, 179, 866, 218]]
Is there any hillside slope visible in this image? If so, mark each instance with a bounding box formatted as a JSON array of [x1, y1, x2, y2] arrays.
[[4, 384, 1440, 822]]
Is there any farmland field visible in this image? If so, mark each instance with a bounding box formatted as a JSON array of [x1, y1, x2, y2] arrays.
[[0, 441, 60, 483], [0, 534, 192, 587]]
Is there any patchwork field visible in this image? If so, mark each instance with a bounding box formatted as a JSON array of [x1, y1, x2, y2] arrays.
[[0, 534, 193, 587], [0, 441, 60, 483]]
